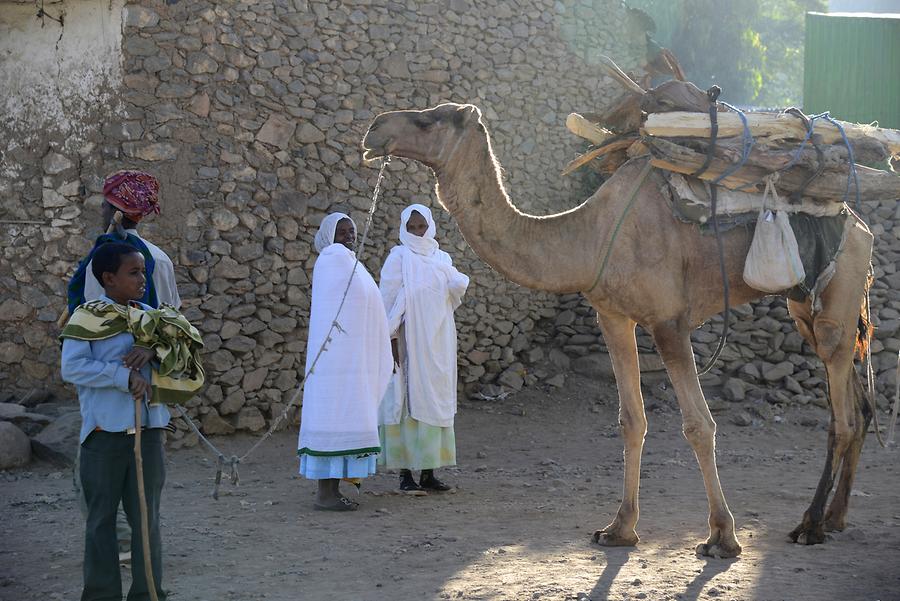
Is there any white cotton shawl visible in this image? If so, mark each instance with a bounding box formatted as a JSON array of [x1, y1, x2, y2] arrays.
[[399, 204, 439, 256], [379, 205, 469, 428], [314, 212, 354, 253], [298, 243, 393, 455]]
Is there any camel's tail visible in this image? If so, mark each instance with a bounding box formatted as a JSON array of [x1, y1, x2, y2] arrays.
[[855, 270, 875, 361], [855, 312, 871, 361], [856, 269, 885, 446]]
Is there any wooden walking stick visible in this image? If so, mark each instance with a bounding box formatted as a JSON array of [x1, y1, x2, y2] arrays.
[[134, 391, 160, 601]]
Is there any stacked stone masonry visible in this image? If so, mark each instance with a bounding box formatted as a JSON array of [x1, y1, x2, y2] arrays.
[[1, 0, 897, 447]]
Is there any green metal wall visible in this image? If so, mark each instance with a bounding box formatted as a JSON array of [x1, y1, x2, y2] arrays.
[[804, 12, 900, 129]]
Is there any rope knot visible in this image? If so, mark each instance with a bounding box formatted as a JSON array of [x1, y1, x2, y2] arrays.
[[228, 455, 241, 486]]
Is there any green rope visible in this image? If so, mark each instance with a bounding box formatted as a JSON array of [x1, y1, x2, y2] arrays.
[[586, 160, 654, 293]]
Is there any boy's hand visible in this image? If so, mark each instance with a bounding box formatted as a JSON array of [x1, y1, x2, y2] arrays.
[[123, 347, 155, 370], [128, 370, 151, 400]]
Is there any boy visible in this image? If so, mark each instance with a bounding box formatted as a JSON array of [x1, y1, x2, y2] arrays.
[[61, 243, 170, 601], [69, 170, 181, 566]]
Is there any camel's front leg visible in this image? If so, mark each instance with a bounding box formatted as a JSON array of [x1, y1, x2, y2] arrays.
[[652, 322, 742, 558], [592, 311, 644, 547]]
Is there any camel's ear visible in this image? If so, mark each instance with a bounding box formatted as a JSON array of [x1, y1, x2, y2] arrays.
[[451, 104, 482, 128]]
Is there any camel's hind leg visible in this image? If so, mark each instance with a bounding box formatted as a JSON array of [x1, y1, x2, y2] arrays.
[[786, 217, 873, 544], [823, 373, 871, 532], [651, 320, 741, 558], [592, 311, 645, 548]]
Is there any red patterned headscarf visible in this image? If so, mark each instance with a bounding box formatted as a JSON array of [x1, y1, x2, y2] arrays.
[[102, 170, 161, 222]]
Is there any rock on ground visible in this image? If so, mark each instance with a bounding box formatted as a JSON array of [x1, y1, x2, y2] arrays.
[[0, 421, 32, 469]]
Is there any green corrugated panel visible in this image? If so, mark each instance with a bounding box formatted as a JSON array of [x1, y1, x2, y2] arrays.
[[804, 12, 900, 129]]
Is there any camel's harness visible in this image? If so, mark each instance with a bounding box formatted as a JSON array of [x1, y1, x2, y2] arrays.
[[584, 87, 747, 376], [583, 90, 894, 445]]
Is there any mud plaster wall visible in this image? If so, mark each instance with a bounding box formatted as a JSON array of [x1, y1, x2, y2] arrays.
[[0, 0, 127, 388], [1, 0, 126, 171]]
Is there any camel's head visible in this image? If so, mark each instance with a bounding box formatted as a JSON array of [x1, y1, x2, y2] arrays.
[[362, 103, 484, 168]]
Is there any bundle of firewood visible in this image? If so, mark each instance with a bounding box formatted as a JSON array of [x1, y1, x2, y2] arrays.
[[564, 56, 900, 204]]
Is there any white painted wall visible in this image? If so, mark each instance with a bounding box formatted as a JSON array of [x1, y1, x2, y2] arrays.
[[0, 0, 125, 156], [829, 0, 900, 13]]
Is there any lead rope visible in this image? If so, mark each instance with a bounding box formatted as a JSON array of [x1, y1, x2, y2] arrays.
[[888, 350, 900, 445], [863, 289, 886, 448], [173, 157, 392, 499]]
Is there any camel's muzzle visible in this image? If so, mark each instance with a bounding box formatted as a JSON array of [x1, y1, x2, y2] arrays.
[[361, 122, 390, 165], [361, 145, 385, 165]]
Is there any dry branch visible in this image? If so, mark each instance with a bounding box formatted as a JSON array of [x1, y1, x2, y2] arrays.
[[565, 113, 613, 145], [561, 136, 636, 176], [598, 55, 646, 96]]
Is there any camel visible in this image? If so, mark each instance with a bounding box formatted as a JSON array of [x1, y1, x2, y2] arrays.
[[362, 103, 876, 558]]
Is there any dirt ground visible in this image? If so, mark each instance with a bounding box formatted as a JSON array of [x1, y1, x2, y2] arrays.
[[2, 375, 899, 601]]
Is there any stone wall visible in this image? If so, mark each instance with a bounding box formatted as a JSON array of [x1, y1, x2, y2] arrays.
[[0, 0, 651, 439], [2, 1, 897, 446]]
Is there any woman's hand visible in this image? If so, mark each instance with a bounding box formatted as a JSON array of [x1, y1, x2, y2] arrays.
[[391, 338, 400, 365], [128, 370, 152, 401], [123, 347, 155, 370]]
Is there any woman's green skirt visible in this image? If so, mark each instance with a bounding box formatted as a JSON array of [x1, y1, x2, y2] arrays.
[[378, 414, 456, 471]]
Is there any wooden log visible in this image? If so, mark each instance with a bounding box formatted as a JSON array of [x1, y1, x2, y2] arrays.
[[643, 111, 900, 158], [640, 80, 712, 114], [565, 113, 613, 145], [594, 150, 630, 176], [683, 137, 886, 176], [596, 91, 643, 134], [561, 136, 637, 176], [646, 138, 900, 201], [626, 139, 649, 158]]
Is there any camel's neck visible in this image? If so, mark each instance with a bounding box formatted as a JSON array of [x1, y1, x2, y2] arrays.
[[433, 131, 594, 293]]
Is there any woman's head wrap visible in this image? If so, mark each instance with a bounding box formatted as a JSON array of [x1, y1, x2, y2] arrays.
[[399, 204, 439, 256], [102, 171, 161, 222], [314, 212, 356, 253]]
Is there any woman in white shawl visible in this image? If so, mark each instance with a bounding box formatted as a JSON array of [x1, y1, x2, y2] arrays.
[[379, 204, 469, 492], [298, 212, 393, 511]]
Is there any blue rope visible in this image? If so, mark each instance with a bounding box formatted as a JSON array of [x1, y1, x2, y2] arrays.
[[820, 112, 861, 210], [713, 101, 754, 185], [781, 112, 822, 172], [732, 109, 860, 209], [732, 109, 817, 192]]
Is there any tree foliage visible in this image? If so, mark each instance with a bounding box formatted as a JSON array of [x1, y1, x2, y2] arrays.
[[664, 0, 826, 107]]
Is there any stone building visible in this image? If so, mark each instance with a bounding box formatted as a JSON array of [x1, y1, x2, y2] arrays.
[[1, 0, 897, 444]]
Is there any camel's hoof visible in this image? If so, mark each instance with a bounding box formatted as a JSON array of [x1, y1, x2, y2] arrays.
[[789, 523, 826, 545], [695, 541, 742, 559], [592, 528, 638, 547], [823, 514, 847, 533]]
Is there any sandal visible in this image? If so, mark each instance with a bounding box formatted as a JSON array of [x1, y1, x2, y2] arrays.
[[314, 497, 359, 511]]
